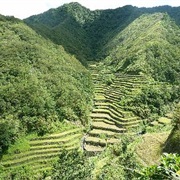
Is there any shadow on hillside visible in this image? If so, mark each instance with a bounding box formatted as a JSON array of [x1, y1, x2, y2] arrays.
[[163, 126, 180, 154]]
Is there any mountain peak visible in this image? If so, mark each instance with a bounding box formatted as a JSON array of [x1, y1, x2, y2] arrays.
[[67, 2, 83, 6], [63, 2, 87, 10]]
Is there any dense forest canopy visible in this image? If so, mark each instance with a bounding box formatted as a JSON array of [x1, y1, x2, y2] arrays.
[[25, 3, 180, 63], [0, 14, 92, 153]]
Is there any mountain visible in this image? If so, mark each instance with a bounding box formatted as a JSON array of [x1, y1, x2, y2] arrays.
[[25, 3, 180, 63], [103, 13, 180, 84], [100, 13, 180, 122], [0, 14, 92, 152], [24, 2, 99, 64], [25, 3, 180, 116]]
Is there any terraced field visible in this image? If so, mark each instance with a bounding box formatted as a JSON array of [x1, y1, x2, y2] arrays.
[[1, 128, 83, 177], [85, 63, 147, 153]]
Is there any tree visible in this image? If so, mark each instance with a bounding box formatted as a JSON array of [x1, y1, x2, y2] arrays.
[[138, 153, 180, 180], [52, 149, 92, 180], [0, 116, 20, 154]]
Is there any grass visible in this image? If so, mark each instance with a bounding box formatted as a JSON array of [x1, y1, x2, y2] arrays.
[[92, 121, 125, 132], [30, 138, 80, 151], [1, 126, 83, 178], [29, 133, 81, 146], [3, 152, 61, 167], [158, 117, 172, 124], [2, 133, 38, 160], [91, 157, 109, 179], [91, 113, 111, 119], [31, 127, 82, 140], [84, 144, 105, 152], [6, 137, 30, 156], [90, 129, 119, 137], [93, 108, 124, 120], [86, 136, 120, 146], [135, 132, 170, 166], [94, 95, 106, 101], [3, 157, 58, 172], [93, 118, 116, 125]]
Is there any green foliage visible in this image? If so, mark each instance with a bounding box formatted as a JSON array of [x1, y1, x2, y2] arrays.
[[2, 136, 30, 159], [163, 105, 180, 154], [24, 3, 97, 64], [24, 7, 180, 125], [0, 166, 34, 180], [52, 149, 93, 180], [104, 13, 180, 84], [25, 4, 180, 63], [0, 15, 93, 151], [138, 153, 180, 180], [93, 136, 139, 180], [174, 104, 180, 127], [0, 115, 20, 154], [1, 4, 180, 179], [119, 83, 180, 119], [51, 136, 139, 180]]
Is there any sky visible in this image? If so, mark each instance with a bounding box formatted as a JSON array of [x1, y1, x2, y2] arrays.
[[0, 0, 180, 19]]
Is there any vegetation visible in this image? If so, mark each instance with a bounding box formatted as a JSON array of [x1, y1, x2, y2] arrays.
[[24, 2, 98, 64], [51, 136, 139, 180], [163, 104, 180, 154], [1, 2, 180, 180], [138, 153, 180, 180], [25, 4, 180, 122], [104, 13, 180, 83], [0, 15, 93, 153], [25, 4, 180, 62], [52, 149, 92, 180], [52, 137, 180, 180], [0, 127, 83, 179]]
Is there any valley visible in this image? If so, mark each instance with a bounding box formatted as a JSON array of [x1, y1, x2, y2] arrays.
[[0, 2, 180, 179]]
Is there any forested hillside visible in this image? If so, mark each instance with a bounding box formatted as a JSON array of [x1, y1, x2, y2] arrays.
[[25, 2, 180, 122], [25, 3, 180, 62], [103, 13, 180, 83], [0, 14, 92, 154], [24, 2, 99, 64]]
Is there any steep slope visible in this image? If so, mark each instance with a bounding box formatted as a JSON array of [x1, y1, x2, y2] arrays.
[[101, 13, 180, 121], [103, 13, 180, 84], [1, 4, 180, 180], [163, 104, 180, 154], [84, 63, 148, 153], [24, 2, 100, 64], [0, 15, 92, 153], [0, 128, 83, 179], [25, 3, 180, 63], [24, 4, 142, 61]]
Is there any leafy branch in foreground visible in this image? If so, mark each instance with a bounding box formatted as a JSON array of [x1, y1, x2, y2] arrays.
[[138, 153, 180, 180]]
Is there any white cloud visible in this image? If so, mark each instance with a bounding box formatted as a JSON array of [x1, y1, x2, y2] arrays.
[[0, 0, 179, 19]]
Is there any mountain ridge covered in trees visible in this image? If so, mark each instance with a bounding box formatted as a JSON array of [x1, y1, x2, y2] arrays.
[[25, 3, 180, 63]]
